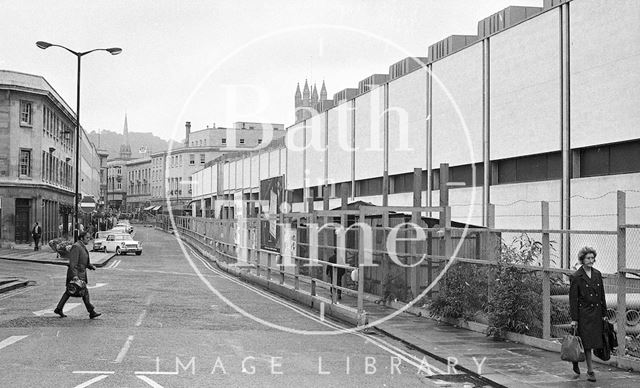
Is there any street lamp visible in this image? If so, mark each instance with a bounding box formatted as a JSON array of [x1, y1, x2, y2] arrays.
[[36, 41, 121, 241]]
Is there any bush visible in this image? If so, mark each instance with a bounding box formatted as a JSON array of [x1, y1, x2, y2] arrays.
[[484, 234, 563, 338], [428, 262, 488, 320]]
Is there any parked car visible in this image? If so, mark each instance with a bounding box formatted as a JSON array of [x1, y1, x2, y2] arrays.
[[93, 231, 129, 252], [116, 222, 134, 234], [109, 226, 129, 235], [103, 233, 143, 255]]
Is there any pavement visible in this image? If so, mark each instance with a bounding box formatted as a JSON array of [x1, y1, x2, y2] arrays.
[[3, 230, 640, 387], [0, 243, 116, 267]]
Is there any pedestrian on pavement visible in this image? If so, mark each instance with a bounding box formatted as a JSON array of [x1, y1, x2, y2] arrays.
[[31, 222, 42, 251], [326, 251, 346, 300], [569, 246, 607, 382], [54, 231, 102, 319]]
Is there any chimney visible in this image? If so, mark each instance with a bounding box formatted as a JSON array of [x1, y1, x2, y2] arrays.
[[185, 121, 191, 147]]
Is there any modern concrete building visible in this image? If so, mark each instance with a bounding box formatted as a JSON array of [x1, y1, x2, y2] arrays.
[[190, 0, 640, 271], [0, 70, 106, 244], [148, 121, 285, 212]]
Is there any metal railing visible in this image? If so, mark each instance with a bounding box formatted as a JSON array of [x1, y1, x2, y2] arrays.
[[159, 190, 640, 361]]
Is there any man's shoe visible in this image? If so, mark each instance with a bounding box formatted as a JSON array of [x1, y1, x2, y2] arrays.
[[89, 311, 102, 319], [53, 308, 67, 318], [587, 371, 596, 382]]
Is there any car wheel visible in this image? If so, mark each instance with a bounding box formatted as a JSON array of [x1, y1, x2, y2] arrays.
[[116, 247, 121, 255], [135, 251, 142, 256]]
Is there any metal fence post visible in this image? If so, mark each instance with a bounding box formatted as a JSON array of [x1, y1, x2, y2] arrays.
[[541, 201, 551, 340], [617, 190, 627, 355], [357, 208, 366, 318], [410, 168, 422, 300], [439, 163, 450, 298], [486, 203, 496, 301]]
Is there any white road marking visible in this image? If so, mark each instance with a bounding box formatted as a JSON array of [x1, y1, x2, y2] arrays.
[[137, 375, 165, 387], [73, 374, 109, 388], [33, 303, 81, 316], [135, 310, 147, 326], [113, 335, 134, 363], [87, 283, 108, 289], [0, 335, 28, 351]]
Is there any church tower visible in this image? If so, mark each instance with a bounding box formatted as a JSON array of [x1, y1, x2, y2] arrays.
[[295, 79, 329, 122], [119, 114, 132, 160]]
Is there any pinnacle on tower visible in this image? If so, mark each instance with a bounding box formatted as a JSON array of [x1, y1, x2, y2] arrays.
[[320, 80, 327, 100], [303, 79, 310, 100], [295, 82, 303, 122], [311, 84, 319, 105]]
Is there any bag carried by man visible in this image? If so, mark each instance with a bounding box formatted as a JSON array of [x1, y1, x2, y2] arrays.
[[561, 328, 586, 363], [67, 278, 87, 297]]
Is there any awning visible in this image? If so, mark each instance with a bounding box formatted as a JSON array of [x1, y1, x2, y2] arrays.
[[143, 205, 154, 211], [152, 205, 162, 211]]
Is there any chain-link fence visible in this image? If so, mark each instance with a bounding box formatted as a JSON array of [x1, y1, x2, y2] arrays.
[[163, 191, 640, 361]]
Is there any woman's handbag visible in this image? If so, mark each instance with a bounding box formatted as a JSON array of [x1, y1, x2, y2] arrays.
[[594, 320, 617, 361], [67, 278, 87, 297], [561, 327, 586, 362]]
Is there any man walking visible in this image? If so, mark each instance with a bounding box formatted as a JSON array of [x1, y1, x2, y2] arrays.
[[54, 231, 102, 319], [31, 222, 42, 251]]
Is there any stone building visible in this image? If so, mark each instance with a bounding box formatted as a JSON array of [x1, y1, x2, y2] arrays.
[[0, 70, 105, 244]]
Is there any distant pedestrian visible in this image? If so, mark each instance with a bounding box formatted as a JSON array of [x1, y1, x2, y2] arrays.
[[54, 231, 102, 319], [31, 222, 42, 251], [326, 251, 346, 300], [569, 246, 607, 382]]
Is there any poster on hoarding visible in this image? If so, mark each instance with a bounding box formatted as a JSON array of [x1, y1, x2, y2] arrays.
[[260, 175, 284, 252]]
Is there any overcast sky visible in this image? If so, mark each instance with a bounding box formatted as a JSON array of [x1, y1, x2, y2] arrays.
[[2, 0, 540, 141]]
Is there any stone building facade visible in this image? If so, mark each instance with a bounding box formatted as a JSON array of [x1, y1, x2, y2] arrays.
[[0, 70, 104, 244]]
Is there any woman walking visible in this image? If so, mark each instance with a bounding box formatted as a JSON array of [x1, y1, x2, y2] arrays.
[[569, 246, 607, 382]]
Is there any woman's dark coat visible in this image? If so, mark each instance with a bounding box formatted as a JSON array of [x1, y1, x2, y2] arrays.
[[65, 241, 91, 284], [569, 266, 606, 349]]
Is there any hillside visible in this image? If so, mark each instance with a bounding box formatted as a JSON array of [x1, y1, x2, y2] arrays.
[[87, 130, 169, 159]]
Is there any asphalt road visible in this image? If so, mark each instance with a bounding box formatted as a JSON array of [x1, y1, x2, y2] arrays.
[[0, 227, 475, 388]]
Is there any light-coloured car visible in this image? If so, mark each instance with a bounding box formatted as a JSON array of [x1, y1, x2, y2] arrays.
[[116, 222, 134, 234], [93, 231, 129, 252], [109, 226, 129, 235], [103, 233, 143, 255]]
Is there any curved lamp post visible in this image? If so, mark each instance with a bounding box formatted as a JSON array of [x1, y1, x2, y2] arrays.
[[36, 41, 122, 241]]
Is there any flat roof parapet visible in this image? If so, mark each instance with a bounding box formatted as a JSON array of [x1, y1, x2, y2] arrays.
[[358, 74, 389, 94], [477, 6, 543, 38], [428, 35, 477, 62], [333, 88, 358, 105], [389, 57, 429, 80]]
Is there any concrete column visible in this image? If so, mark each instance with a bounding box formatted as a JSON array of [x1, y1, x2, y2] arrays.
[[560, 2, 571, 268], [482, 38, 491, 226]]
